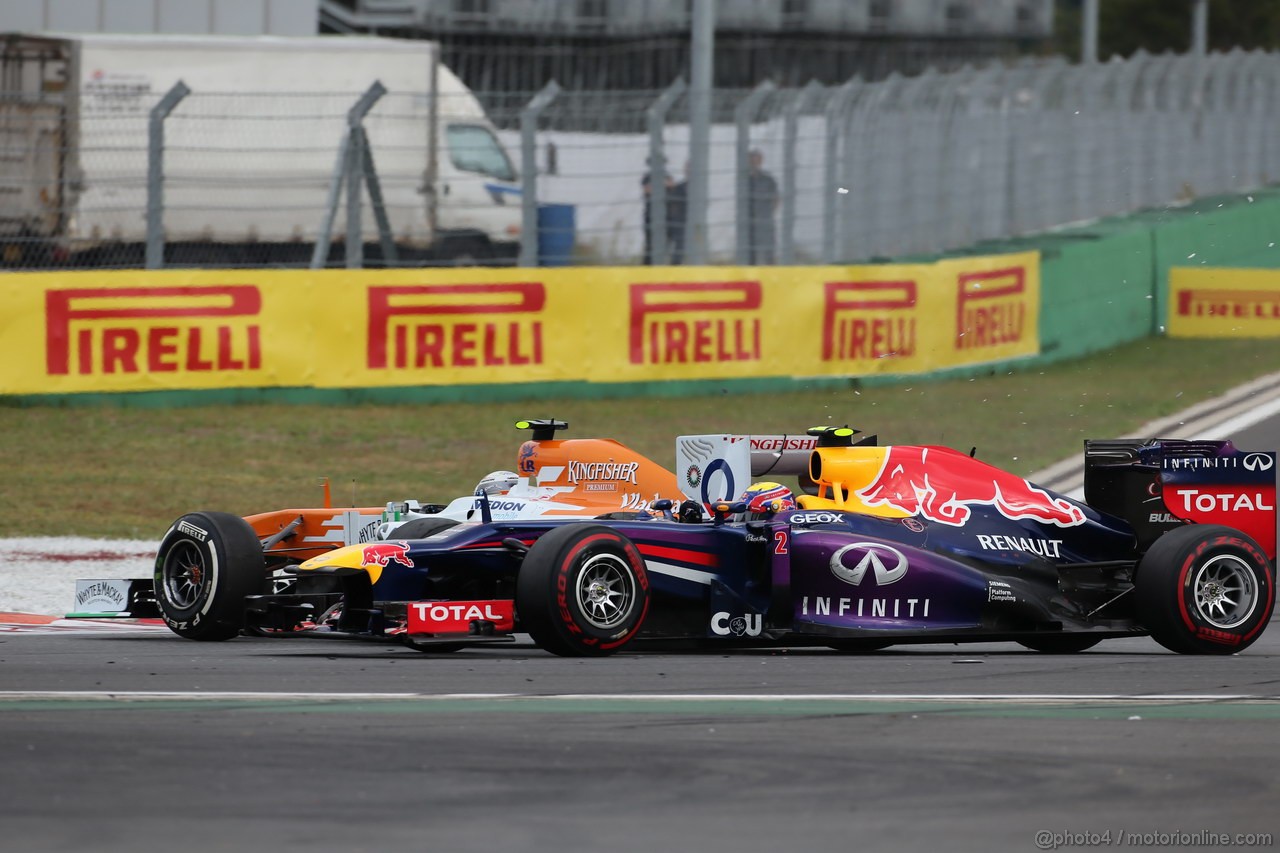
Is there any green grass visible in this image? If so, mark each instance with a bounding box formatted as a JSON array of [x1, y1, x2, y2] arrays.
[[2, 336, 1277, 540]]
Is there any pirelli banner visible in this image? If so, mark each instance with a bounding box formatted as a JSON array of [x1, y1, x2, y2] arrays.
[[1168, 267, 1280, 337], [0, 252, 1039, 395]]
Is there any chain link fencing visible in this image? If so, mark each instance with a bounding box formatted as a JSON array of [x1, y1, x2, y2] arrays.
[[2, 49, 1278, 270]]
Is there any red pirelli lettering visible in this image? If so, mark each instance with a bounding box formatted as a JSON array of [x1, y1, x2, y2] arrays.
[[629, 281, 762, 365], [955, 267, 1026, 350], [45, 286, 262, 376], [367, 283, 545, 369], [821, 280, 917, 361]]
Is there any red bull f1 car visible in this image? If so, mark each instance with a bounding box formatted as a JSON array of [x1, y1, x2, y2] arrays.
[[71, 420, 1277, 656]]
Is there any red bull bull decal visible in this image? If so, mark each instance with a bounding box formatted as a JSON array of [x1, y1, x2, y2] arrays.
[[856, 446, 1087, 528], [361, 541, 414, 569]]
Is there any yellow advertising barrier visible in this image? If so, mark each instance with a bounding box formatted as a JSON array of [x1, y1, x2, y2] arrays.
[[1168, 267, 1280, 337], [0, 252, 1039, 395]]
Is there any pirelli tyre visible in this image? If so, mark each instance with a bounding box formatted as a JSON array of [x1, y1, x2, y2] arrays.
[[1135, 524, 1276, 655], [516, 524, 650, 657], [154, 511, 265, 641]]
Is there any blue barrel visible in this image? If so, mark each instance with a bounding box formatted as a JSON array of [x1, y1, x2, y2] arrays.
[[537, 203, 576, 266]]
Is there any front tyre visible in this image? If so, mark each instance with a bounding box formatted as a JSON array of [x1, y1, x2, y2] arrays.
[[154, 511, 265, 641], [516, 524, 650, 657], [1136, 525, 1275, 655]]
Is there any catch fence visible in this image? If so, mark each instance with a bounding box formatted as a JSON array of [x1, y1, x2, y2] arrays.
[[1, 48, 1277, 269]]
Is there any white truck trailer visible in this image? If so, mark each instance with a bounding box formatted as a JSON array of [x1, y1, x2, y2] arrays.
[[0, 32, 522, 266]]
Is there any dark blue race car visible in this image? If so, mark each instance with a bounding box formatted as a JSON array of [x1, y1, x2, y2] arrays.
[[90, 422, 1278, 656]]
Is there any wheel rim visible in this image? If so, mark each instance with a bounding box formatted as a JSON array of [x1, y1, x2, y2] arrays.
[[162, 539, 207, 609], [575, 552, 636, 630], [1192, 554, 1258, 629]]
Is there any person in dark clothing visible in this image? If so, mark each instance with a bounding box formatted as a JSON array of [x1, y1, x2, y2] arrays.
[[641, 168, 671, 265], [642, 161, 683, 265], [747, 149, 778, 265], [667, 161, 688, 265]]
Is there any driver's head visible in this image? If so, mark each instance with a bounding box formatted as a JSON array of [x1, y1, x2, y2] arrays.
[[739, 482, 795, 519], [475, 470, 519, 496]]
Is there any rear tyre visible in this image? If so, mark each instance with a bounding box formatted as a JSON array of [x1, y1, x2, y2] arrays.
[[1017, 635, 1102, 653], [516, 524, 650, 657], [1135, 525, 1275, 655], [154, 512, 265, 641]]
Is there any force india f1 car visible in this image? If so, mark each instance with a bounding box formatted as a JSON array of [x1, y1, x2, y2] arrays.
[[71, 420, 1277, 656]]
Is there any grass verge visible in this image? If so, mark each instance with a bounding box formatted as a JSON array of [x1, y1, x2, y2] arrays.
[[2, 336, 1277, 540]]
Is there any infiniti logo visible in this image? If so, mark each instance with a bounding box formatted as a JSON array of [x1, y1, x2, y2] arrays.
[[830, 542, 908, 586], [1243, 453, 1274, 472]]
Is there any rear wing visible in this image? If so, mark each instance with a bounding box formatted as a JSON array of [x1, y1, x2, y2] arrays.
[[1085, 439, 1277, 560]]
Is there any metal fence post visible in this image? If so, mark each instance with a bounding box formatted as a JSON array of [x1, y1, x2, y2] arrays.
[[734, 81, 775, 265], [145, 80, 190, 270], [646, 77, 687, 266], [519, 80, 562, 267], [345, 82, 386, 269], [822, 78, 858, 264], [780, 80, 823, 265]]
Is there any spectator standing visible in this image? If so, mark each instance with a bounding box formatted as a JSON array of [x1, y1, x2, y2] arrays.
[[667, 161, 688, 265], [641, 166, 674, 265], [747, 149, 778, 265]]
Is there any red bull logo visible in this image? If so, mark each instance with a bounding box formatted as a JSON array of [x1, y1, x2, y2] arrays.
[[856, 446, 1087, 528], [360, 541, 414, 569]]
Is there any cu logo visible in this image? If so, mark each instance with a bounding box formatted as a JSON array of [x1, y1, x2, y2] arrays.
[[1243, 453, 1274, 472]]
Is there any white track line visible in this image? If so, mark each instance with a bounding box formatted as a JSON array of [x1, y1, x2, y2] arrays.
[[0, 691, 1272, 702]]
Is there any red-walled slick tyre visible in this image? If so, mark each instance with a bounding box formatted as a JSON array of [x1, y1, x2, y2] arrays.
[[1135, 525, 1275, 655], [154, 511, 265, 641], [516, 524, 650, 657]]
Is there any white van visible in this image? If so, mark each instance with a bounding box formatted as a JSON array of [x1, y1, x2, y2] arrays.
[[0, 32, 521, 265]]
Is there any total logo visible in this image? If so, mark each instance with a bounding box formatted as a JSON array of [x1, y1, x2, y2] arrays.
[[1175, 489, 1274, 512], [710, 611, 763, 637], [408, 599, 516, 634], [830, 542, 908, 586]]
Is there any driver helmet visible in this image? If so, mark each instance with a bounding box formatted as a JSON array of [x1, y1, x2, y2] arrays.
[[740, 482, 796, 518], [475, 470, 519, 496]]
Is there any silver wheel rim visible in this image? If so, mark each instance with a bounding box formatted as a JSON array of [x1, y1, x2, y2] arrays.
[[1192, 554, 1257, 630], [163, 539, 206, 609], [575, 552, 636, 630]]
